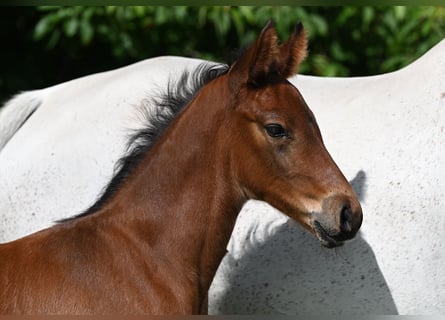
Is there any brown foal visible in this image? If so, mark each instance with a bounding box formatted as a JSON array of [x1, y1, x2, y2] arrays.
[[0, 21, 362, 314]]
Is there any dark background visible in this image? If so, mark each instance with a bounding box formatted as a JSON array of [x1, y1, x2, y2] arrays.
[[1, 6, 444, 104]]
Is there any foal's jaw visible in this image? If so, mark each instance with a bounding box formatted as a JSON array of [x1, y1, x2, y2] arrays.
[[313, 220, 345, 248], [306, 194, 363, 248], [273, 196, 360, 248]]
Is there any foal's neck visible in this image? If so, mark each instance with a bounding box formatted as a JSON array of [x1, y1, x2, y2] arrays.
[[103, 78, 245, 304]]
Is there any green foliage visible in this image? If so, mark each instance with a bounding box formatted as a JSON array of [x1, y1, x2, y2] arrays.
[[1, 6, 444, 102], [309, 6, 445, 76]]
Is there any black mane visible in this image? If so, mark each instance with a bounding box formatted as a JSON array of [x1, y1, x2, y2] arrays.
[[60, 62, 229, 223]]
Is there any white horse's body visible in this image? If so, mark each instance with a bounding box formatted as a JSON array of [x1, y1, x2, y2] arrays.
[[0, 40, 444, 315], [0, 56, 204, 238]]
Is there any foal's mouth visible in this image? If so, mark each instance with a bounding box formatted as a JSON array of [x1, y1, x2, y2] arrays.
[[313, 221, 344, 248]]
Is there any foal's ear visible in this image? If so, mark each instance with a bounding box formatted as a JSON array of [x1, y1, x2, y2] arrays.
[[277, 22, 308, 79], [228, 20, 308, 90], [229, 20, 280, 90]]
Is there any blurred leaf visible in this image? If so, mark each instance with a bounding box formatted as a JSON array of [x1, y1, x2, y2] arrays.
[[64, 17, 78, 37], [47, 28, 60, 49], [311, 14, 328, 36], [33, 16, 53, 40], [362, 7, 374, 28], [79, 19, 93, 44], [394, 6, 407, 20]]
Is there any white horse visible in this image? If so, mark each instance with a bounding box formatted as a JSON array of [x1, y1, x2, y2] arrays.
[[0, 39, 444, 315]]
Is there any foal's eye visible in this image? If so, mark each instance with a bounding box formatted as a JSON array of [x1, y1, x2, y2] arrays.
[[264, 124, 288, 138]]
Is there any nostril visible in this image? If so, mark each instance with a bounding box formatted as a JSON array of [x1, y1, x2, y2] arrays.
[[340, 205, 353, 233]]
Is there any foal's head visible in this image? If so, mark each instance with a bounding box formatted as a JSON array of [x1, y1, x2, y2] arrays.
[[210, 21, 362, 247]]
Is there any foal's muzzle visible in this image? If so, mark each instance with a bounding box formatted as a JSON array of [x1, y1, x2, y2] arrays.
[[312, 195, 363, 248]]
